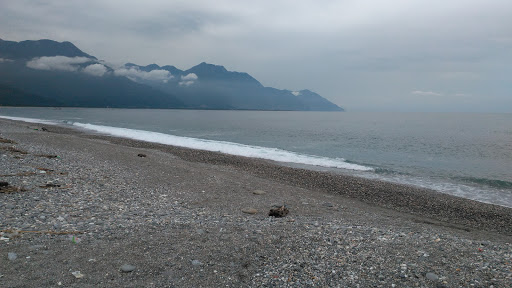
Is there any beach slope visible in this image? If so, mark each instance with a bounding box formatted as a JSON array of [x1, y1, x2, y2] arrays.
[[1, 118, 511, 287]]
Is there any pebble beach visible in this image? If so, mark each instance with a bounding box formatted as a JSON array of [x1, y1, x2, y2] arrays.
[[1, 117, 511, 287]]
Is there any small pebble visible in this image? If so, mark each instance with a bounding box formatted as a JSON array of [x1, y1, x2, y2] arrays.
[[191, 260, 202, 266], [71, 271, 84, 279], [242, 208, 258, 214], [120, 264, 136, 273], [8, 252, 17, 261], [426, 272, 439, 281]]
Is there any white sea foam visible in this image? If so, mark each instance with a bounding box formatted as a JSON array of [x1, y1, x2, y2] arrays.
[[0, 115, 370, 171], [0, 115, 57, 125], [357, 171, 512, 208], [73, 122, 373, 171]]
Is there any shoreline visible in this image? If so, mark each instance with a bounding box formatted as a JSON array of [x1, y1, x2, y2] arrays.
[[1, 111, 510, 208], [1, 117, 511, 287], [0, 106, 344, 112], [6, 117, 511, 235]]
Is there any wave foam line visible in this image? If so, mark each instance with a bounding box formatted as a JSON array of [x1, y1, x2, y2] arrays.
[[74, 122, 373, 171], [0, 115, 57, 125]]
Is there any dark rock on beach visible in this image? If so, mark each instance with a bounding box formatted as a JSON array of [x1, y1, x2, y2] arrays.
[[0, 181, 24, 193], [268, 205, 289, 217]]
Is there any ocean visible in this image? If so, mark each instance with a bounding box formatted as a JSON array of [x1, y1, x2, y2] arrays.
[[1, 107, 511, 208]]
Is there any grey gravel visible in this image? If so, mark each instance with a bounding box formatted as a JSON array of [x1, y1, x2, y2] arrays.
[[0, 118, 511, 287]]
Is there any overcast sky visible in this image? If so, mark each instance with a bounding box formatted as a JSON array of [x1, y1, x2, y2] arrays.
[[1, 0, 511, 112]]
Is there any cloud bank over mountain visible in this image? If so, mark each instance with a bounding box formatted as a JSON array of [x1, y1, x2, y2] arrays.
[[114, 66, 174, 83], [24, 55, 176, 82], [82, 63, 108, 77], [179, 73, 198, 86], [26, 56, 91, 72]]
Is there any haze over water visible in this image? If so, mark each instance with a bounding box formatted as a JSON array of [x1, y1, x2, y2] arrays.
[[1, 107, 511, 207]]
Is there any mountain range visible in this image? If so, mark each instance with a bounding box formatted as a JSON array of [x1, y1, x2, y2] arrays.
[[0, 38, 343, 111]]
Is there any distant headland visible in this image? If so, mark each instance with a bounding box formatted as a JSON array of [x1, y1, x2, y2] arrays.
[[0, 38, 343, 111]]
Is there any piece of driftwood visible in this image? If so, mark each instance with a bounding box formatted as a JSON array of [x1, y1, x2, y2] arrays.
[[269, 205, 289, 218]]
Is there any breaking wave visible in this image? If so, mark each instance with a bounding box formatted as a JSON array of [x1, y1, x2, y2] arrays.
[[73, 122, 373, 171]]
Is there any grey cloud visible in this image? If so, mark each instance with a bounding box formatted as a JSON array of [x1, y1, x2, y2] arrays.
[[181, 73, 198, 81], [114, 66, 173, 83], [179, 81, 195, 86], [179, 73, 198, 86], [26, 56, 92, 71], [412, 91, 443, 97], [82, 63, 108, 77]]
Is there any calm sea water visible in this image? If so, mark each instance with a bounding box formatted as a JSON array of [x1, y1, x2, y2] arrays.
[[1, 107, 511, 207]]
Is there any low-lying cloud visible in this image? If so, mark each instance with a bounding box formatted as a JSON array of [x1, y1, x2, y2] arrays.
[[411, 90, 471, 98], [411, 90, 442, 97], [0, 58, 13, 63], [179, 73, 198, 86], [25, 56, 175, 83], [114, 66, 173, 83], [26, 56, 92, 72], [83, 63, 108, 77], [181, 73, 198, 81]]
